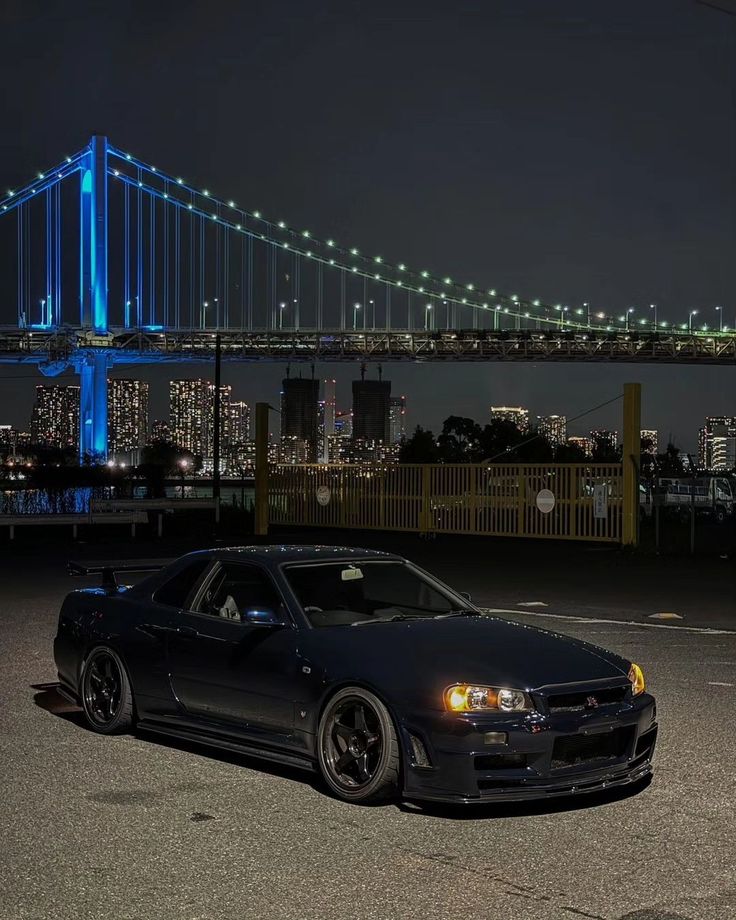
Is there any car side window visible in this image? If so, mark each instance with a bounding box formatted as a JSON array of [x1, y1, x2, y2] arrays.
[[195, 563, 285, 622], [153, 558, 211, 609]]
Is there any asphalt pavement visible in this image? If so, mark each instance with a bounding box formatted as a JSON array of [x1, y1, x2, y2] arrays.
[[1, 534, 735, 920]]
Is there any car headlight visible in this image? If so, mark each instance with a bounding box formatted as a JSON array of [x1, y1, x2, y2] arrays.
[[628, 663, 646, 696], [444, 684, 533, 713]]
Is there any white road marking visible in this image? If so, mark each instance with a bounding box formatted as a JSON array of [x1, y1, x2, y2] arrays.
[[708, 681, 734, 687], [480, 607, 736, 636], [516, 601, 548, 607]]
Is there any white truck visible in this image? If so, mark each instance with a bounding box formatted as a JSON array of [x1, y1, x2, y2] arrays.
[[640, 476, 734, 524]]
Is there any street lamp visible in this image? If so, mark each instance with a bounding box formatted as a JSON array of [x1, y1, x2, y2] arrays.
[[649, 303, 657, 329], [715, 305, 723, 332], [626, 307, 635, 331], [425, 303, 432, 331], [279, 301, 287, 329], [178, 458, 189, 498], [201, 300, 209, 328], [688, 309, 698, 332], [369, 299, 375, 330], [353, 302, 361, 330]]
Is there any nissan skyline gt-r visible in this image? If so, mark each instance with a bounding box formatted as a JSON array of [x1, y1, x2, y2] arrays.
[[53, 546, 657, 805]]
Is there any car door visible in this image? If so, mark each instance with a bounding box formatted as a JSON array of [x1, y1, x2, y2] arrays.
[[165, 561, 300, 742]]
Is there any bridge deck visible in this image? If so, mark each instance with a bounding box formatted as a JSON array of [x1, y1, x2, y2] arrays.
[[0, 327, 733, 365]]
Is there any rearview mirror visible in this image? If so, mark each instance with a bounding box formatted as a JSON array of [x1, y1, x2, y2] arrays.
[[242, 607, 282, 627]]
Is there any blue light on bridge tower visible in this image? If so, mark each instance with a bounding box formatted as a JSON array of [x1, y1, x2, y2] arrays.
[[78, 135, 110, 461]]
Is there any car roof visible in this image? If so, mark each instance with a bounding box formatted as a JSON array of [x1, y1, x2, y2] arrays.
[[188, 545, 401, 566]]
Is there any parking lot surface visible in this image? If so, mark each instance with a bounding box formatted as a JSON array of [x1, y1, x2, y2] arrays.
[[1, 538, 735, 920]]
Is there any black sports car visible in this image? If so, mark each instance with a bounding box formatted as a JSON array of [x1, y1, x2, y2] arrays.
[[53, 546, 657, 805]]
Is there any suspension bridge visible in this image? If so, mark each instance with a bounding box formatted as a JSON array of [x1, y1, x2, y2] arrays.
[[0, 135, 734, 460]]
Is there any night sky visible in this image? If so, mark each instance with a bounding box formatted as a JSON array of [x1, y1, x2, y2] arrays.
[[1, 0, 735, 448]]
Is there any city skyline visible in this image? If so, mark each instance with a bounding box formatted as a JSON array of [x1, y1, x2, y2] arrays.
[[7, 369, 735, 469]]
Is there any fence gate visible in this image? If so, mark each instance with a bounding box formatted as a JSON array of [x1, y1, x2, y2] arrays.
[[268, 463, 623, 542]]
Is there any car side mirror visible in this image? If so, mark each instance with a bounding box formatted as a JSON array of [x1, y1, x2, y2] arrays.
[[242, 607, 282, 627]]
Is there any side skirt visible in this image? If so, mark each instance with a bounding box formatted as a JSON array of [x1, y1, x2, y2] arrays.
[[136, 719, 317, 773]]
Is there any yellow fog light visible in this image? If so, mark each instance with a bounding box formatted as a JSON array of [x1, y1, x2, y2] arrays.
[[628, 663, 646, 696]]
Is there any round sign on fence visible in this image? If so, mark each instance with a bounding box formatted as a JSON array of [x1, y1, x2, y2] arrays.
[[535, 489, 556, 514], [316, 485, 331, 507]]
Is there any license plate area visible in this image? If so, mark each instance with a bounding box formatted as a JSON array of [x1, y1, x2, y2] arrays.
[[551, 726, 634, 771]]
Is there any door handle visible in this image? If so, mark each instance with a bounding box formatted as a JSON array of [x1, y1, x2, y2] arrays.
[[176, 626, 199, 638]]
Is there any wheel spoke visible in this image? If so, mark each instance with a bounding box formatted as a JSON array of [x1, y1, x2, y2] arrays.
[[355, 753, 370, 782], [333, 720, 353, 742], [336, 750, 356, 773], [354, 705, 368, 732]]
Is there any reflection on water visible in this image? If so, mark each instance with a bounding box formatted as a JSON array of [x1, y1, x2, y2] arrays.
[[0, 487, 116, 514], [1, 484, 255, 514]]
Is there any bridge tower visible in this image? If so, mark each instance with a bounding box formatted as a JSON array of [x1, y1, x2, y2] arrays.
[[77, 135, 110, 461]]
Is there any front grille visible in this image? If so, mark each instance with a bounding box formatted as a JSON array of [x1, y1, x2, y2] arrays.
[[551, 726, 633, 770], [547, 684, 629, 713]]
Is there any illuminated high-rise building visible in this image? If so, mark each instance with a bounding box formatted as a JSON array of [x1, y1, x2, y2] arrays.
[[30, 385, 80, 450], [641, 429, 658, 455], [491, 406, 529, 434], [389, 396, 407, 444], [698, 416, 736, 469], [319, 379, 337, 463], [150, 419, 172, 443], [229, 401, 250, 446], [537, 415, 566, 447], [281, 377, 319, 461], [590, 429, 619, 455], [352, 379, 391, 443], [107, 378, 149, 456], [567, 436, 593, 458], [170, 379, 231, 458]]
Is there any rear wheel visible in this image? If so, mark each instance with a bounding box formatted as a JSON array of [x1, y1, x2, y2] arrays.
[[80, 646, 134, 734], [317, 687, 400, 804]]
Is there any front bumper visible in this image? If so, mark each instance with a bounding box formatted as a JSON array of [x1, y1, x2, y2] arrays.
[[400, 692, 657, 805]]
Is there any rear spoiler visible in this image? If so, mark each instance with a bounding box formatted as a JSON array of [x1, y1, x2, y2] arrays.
[[68, 559, 172, 592]]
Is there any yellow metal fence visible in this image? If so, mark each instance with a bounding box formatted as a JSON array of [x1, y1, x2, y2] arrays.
[[269, 463, 623, 542]]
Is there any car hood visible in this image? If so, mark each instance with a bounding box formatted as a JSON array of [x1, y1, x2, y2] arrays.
[[309, 615, 630, 699]]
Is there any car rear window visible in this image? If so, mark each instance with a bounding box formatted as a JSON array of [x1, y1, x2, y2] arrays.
[[153, 558, 210, 608]]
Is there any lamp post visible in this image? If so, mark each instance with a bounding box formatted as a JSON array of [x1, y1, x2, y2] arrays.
[[178, 458, 188, 499], [279, 301, 286, 330], [353, 302, 361, 330], [649, 303, 657, 329], [369, 299, 375, 330], [626, 308, 635, 331], [688, 309, 698, 332], [715, 305, 723, 332], [425, 303, 432, 331], [201, 300, 209, 328]]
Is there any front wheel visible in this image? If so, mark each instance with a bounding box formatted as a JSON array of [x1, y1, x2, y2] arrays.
[[80, 646, 135, 734], [317, 687, 400, 804]]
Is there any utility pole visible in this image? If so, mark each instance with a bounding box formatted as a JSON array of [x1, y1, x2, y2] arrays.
[[213, 332, 221, 520]]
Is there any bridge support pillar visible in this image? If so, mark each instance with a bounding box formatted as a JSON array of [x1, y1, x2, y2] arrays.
[[79, 351, 109, 462], [622, 382, 641, 547], [80, 135, 109, 334]]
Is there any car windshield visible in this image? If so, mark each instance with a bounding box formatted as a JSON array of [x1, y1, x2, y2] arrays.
[[283, 560, 470, 627]]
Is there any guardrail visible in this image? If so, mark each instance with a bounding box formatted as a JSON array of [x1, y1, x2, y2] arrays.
[[3, 511, 148, 540]]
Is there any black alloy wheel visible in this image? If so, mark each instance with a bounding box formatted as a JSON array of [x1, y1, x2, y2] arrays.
[[317, 687, 400, 804], [81, 647, 134, 734]]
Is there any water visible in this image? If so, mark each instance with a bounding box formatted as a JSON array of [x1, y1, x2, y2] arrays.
[[1, 484, 255, 514]]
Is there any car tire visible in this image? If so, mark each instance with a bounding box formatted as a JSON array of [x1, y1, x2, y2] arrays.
[[80, 646, 135, 735], [317, 687, 400, 804]]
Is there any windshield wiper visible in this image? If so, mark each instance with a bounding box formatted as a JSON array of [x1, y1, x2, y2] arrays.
[[433, 608, 483, 619], [352, 613, 416, 626]]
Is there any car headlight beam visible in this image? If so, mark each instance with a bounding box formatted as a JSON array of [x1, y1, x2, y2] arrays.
[[444, 684, 533, 713], [628, 662, 646, 696]]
